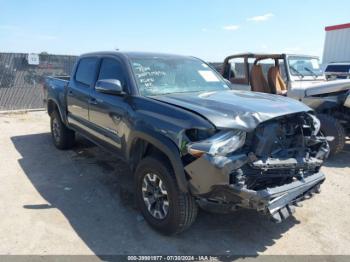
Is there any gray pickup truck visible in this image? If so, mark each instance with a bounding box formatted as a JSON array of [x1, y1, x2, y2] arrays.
[[44, 51, 329, 235]]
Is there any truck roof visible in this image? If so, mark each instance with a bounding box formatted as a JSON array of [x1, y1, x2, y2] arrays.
[[80, 51, 193, 60]]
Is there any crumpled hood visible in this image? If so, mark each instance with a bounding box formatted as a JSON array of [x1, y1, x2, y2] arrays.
[[305, 79, 350, 96], [152, 90, 311, 132]]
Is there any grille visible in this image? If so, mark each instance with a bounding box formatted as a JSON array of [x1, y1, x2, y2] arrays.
[[250, 113, 313, 159]]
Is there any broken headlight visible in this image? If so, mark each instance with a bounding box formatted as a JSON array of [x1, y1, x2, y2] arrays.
[[309, 114, 321, 136], [187, 130, 246, 157]]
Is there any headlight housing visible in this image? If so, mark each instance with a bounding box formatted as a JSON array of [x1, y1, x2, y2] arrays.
[[309, 114, 321, 136], [187, 130, 246, 157]]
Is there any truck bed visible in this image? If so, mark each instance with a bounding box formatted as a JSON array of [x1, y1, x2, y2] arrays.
[[43, 76, 70, 109], [47, 75, 70, 84]]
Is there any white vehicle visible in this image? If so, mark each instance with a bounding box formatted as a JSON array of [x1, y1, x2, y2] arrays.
[[220, 53, 350, 155], [324, 63, 350, 80]]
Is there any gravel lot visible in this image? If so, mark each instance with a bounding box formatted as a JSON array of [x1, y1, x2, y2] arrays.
[[0, 111, 349, 256]]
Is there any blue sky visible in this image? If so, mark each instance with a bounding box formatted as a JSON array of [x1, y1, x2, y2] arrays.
[[0, 0, 349, 61]]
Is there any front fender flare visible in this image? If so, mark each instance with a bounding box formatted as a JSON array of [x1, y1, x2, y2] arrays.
[[127, 127, 189, 193]]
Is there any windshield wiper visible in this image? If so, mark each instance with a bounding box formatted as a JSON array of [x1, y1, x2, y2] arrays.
[[290, 65, 304, 78], [304, 67, 318, 79]]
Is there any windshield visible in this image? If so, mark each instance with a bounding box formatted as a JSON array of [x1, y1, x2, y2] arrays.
[[130, 56, 229, 96], [288, 56, 323, 77]]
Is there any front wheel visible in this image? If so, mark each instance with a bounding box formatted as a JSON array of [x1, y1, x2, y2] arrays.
[[317, 114, 346, 156], [135, 156, 198, 235]]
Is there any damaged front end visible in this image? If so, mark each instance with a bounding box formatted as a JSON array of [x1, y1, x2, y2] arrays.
[[183, 112, 329, 222]]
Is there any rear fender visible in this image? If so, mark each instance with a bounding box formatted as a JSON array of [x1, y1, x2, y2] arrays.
[[47, 98, 68, 124]]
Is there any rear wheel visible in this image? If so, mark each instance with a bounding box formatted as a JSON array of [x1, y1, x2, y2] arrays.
[[50, 110, 75, 150], [317, 114, 345, 155], [135, 156, 198, 235]]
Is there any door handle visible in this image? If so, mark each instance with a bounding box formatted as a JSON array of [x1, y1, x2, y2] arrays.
[[88, 98, 98, 105]]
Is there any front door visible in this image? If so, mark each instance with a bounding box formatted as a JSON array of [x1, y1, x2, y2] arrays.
[[88, 57, 129, 155]]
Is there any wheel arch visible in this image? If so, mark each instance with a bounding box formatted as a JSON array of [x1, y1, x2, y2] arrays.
[[47, 98, 67, 124], [127, 128, 189, 193]]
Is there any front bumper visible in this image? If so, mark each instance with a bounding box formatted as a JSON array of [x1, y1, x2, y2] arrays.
[[185, 154, 325, 222], [197, 171, 325, 222], [237, 171, 324, 222]]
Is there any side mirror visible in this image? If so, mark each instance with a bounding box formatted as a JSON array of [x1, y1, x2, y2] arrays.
[[95, 79, 125, 95]]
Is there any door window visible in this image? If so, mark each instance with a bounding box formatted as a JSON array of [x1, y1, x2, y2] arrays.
[[75, 58, 98, 86], [98, 58, 126, 87]]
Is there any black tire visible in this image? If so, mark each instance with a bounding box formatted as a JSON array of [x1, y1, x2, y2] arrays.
[[317, 114, 346, 155], [50, 110, 75, 150], [135, 156, 198, 235]]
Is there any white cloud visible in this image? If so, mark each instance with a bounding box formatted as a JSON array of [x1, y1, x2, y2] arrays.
[[247, 13, 274, 22], [222, 25, 240, 31]]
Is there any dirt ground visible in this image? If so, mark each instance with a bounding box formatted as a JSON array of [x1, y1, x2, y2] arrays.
[[0, 111, 349, 256]]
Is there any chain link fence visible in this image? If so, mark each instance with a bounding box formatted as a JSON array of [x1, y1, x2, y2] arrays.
[[0, 52, 77, 111]]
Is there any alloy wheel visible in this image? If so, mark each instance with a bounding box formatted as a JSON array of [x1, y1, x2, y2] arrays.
[[142, 173, 169, 219], [52, 118, 60, 142]]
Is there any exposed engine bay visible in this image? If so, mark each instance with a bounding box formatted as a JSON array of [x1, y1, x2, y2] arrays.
[[183, 112, 329, 222], [241, 112, 328, 190]]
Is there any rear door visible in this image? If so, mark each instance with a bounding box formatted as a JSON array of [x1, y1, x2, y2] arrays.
[[67, 57, 99, 123], [88, 57, 130, 155]]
